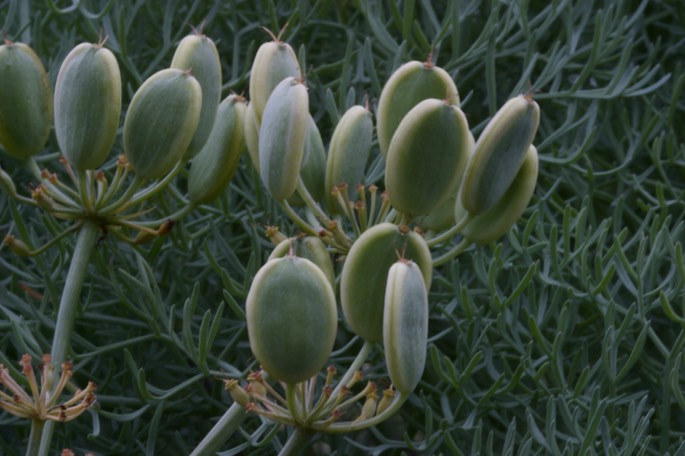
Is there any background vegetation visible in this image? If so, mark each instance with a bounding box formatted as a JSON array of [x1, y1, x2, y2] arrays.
[[1, 0, 684, 454]]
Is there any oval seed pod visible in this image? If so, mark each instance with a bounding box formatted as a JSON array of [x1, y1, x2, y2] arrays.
[[249, 39, 301, 122], [289, 115, 326, 206], [0, 41, 52, 159], [258, 77, 309, 200], [340, 223, 432, 343], [455, 145, 538, 245], [171, 33, 222, 158], [385, 98, 471, 217], [54, 42, 121, 171], [324, 105, 373, 210], [244, 102, 261, 171], [376, 60, 459, 158], [383, 260, 428, 395], [187, 95, 247, 204], [124, 68, 201, 180], [268, 236, 335, 289], [246, 255, 337, 384], [460, 94, 540, 216]]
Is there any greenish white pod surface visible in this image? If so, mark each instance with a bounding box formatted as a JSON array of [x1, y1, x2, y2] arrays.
[[340, 223, 432, 343], [460, 94, 539, 216], [249, 39, 301, 122], [244, 102, 261, 171], [376, 60, 459, 158], [455, 145, 538, 244], [258, 77, 309, 200], [383, 260, 428, 395], [268, 236, 335, 289], [171, 33, 222, 158], [246, 255, 337, 384], [124, 68, 202, 180], [54, 42, 122, 170], [187, 95, 247, 204], [0, 42, 52, 159], [324, 105, 373, 209], [289, 115, 326, 206], [385, 98, 471, 217]]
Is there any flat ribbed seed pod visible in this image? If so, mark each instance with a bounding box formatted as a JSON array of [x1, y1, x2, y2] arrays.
[[385, 98, 471, 217], [246, 256, 337, 384], [268, 236, 335, 289], [460, 94, 539, 216], [383, 260, 428, 395], [455, 145, 538, 245], [0, 42, 52, 159], [124, 68, 201, 180], [187, 95, 246, 204], [340, 223, 431, 343], [249, 39, 301, 122], [258, 77, 309, 200], [54, 42, 121, 171], [171, 33, 222, 158], [376, 60, 459, 158], [324, 105, 373, 210]]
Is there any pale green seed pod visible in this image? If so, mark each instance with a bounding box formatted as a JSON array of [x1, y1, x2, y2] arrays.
[[244, 102, 260, 171], [385, 98, 471, 217], [0, 42, 52, 159], [340, 223, 432, 343], [289, 115, 326, 206], [460, 94, 540, 216], [54, 42, 122, 171], [171, 33, 222, 158], [455, 145, 538, 244], [268, 236, 335, 289], [383, 260, 428, 395], [249, 39, 301, 122], [376, 60, 459, 158], [258, 77, 309, 200], [187, 95, 247, 204], [324, 105, 373, 209], [246, 255, 337, 384], [124, 68, 201, 180]]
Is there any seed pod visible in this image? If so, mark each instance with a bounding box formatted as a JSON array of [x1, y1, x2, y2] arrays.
[[460, 94, 539, 216], [340, 223, 431, 343], [124, 68, 201, 180], [290, 115, 326, 206], [246, 255, 337, 384], [171, 33, 222, 158], [244, 102, 260, 171], [385, 98, 471, 217], [0, 41, 52, 159], [249, 39, 302, 123], [258, 77, 309, 200], [268, 236, 335, 289], [376, 60, 459, 158], [384, 260, 428, 395], [456, 145, 538, 244], [187, 95, 246, 204], [54, 42, 121, 171], [324, 105, 373, 209]]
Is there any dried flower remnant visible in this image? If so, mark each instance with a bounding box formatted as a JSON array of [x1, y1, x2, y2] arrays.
[[0, 354, 96, 422]]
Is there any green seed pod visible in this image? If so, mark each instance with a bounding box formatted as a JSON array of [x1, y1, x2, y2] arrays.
[[124, 68, 201, 180], [460, 94, 540, 216], [376, 60, 459, 158], [246, 255, 337, 384], [187, 95, 247, 204], [0, 41, 52, 159], [258, 77, 309, 200], [171, 33, 222, 158], [268, 236, 335, 290], [54, 42, 121, 171], [244, 102, 261, 171], [456, 145, 538, 245], [249, 39, 301, 122], [383, 260, 428, 395], [340, 223, 432, 343], [324, 105, 373, 209], [289, 115, 326, 206], [385, 98, 471, 217]]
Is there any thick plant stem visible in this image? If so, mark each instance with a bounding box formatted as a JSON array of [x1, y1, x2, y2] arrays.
[[190, 402, 246, 456], [26, 419, 44, 456], [37, 221, 100, 456], [278, 427, 314, 456]]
